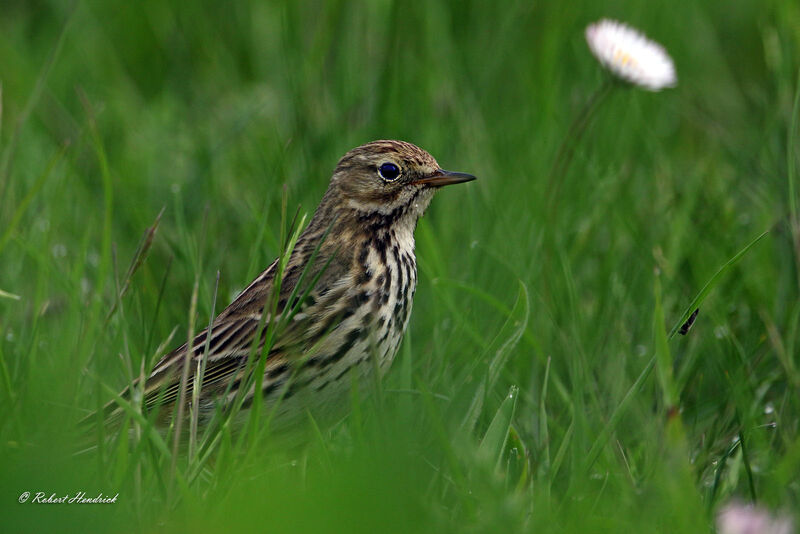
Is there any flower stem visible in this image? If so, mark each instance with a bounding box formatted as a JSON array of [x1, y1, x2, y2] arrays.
[[546, 78, 614, 216]]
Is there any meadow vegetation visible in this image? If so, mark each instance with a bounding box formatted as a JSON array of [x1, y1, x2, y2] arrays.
[[1, 1, 799, 532]]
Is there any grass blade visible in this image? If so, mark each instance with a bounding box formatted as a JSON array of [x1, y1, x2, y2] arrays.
[[668, 229, 770, 339], [585, 229, 770, 472], [653, 271, 676, 409], [461, 280, 529, 434], [190, 271, 220, 461], [478, 385, 519, 469], [0, 146, 66, 256], [787, 68, 800, 273], [0, 3, 75, 201], [0, 288, 21, 300]]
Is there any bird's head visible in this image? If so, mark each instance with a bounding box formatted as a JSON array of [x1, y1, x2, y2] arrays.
[[328, 140, 475, 221]]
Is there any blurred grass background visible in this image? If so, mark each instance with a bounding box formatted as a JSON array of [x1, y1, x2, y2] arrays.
[[1, 0, 799, 532]]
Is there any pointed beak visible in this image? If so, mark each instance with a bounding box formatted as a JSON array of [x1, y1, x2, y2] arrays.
[[412, 169, 477, 188]]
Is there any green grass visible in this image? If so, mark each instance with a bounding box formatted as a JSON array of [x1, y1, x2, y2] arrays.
[[1, 0, 799, 532]]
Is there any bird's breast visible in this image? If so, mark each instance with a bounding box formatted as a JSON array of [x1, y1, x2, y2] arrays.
[[350, 229, 417, 362], [303, 231, 417, 380], [255, 230, 417, 420]]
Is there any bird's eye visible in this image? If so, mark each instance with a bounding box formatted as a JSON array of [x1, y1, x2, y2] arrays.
[[378, 162, 401, 181]]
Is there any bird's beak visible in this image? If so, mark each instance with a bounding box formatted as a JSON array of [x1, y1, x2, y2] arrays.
[[412, 169, 477, 188]]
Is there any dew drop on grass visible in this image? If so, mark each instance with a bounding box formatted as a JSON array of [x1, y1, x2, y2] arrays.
[[764, 403, 774, 415]]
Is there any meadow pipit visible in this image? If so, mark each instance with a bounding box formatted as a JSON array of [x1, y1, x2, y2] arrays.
[[101, 140, 475, 432]]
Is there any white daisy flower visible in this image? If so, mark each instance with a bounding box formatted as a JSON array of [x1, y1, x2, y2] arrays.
[[717, 502, 794, 534], [585, 19, 677, 91]]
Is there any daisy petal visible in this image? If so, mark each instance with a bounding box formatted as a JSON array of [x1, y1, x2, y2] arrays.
[[585, 19, 677, 91]]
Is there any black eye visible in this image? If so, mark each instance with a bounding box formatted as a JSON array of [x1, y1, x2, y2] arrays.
[[378, 162, 400, 181]]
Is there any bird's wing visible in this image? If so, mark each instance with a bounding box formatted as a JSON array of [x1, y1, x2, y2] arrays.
[[139, 315, 264, 414], [94, 260, 277, 424], [93, 233, 352, 427], [134, 250, 350, 419]]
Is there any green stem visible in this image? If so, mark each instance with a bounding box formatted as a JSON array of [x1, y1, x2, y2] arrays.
[[788, 68, 800, 290], [547, 78, 614, 214]]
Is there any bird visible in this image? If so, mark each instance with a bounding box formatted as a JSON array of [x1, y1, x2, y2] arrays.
[[97, 140, 476, 436]]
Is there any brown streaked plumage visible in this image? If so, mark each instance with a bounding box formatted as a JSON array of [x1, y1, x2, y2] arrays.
[[101, 140, 475, 432]]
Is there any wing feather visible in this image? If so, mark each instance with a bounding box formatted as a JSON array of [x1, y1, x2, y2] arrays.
[[96, 237, 352, 427]]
